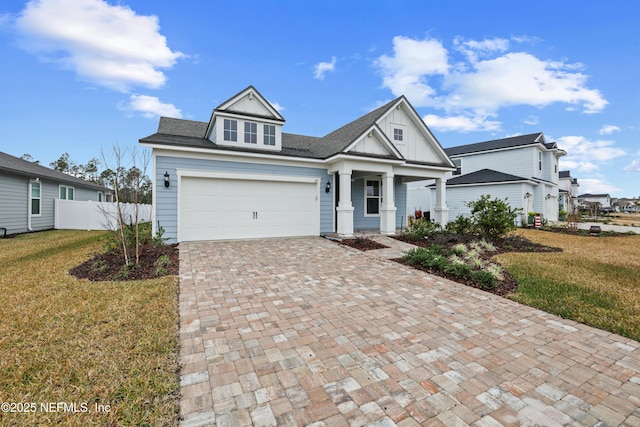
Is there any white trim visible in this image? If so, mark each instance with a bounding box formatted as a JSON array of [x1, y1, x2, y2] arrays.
[[364, 178, 382, 217], [445, 180, 536, 188], [59, 184, 75, 200], [176, 169, 319, 184], [342, 125, 404, 159], [151, 152, 157, 237]]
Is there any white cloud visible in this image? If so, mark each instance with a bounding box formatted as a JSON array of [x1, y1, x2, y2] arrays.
[[313, 56, 337, 80], [575, 178, 621, 194], [557, 135, 626, 173], [119, 95, 181, 118], [269, 101, 285, 112], [374, 35, 608, 131], [624, 159, 640, 172], [14, 0, 184, 92], [523, 115, 539, 126], [375, 36, 449, 107], [423, 113, 500, 133], [599, 124, 621, 135]]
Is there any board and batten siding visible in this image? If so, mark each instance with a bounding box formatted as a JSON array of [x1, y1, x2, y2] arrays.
[[155, 155, 334, 243], [377, 107, 441, 164]]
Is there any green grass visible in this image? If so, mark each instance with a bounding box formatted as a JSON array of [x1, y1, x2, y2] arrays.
[[0, 230, 179, 426], [496, 229, 640, 341]]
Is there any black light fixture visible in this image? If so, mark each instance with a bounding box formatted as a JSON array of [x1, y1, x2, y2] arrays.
[[325, 180, 331, 193], [164, 171, 170, 188]]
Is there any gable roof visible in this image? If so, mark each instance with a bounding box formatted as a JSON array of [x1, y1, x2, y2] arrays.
[[445, 132, 545, 156], [0, 151, 111, 191], [141, 92, 453, 167], [432, 169, 534, 187]]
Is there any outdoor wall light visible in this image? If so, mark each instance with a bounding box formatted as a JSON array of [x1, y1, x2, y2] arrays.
[[524, 192, 531, 198], [546, 193, 552, 199], [164, 171, 170, 188], [325, 180, 331, 193]]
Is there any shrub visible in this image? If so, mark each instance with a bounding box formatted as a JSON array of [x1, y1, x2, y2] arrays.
[[444, 262, 473, 280], [154, 254, 171, 277], [446, 215, 477, 235], [405, 246, 447, 270], [450, 243, 468, 256], [472, 270, 497, 290], [466, 195, 522, 239], [404, 218, 441, 240]]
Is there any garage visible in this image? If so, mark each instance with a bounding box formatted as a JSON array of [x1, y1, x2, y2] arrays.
[[178, 173, 320, 242]]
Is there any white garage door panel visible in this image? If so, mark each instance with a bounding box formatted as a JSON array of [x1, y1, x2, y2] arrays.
[[180, 176, 318, 241]]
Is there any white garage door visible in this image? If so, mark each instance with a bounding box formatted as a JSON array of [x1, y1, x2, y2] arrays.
[[179, 175, 319, 242]]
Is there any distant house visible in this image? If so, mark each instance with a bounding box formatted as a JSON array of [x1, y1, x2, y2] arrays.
[[612, 197, 639, 213], [0, 151, 113, 235], [424, 132, 566, 223], [559, 170, 580, 214], [578, 193, 611, 212]]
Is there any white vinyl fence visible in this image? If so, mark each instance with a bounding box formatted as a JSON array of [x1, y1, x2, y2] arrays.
[[54, 199, 151, 231]]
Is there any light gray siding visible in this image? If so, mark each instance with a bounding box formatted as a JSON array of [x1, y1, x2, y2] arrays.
[[454, 147, 536, 179], [155, 155, 333, 242], [353, 177, 407, 231], [433, 183, 526, 223], [30, 180, 57, 231], [0, 173, 28, 234], [394, 177, 407, 230]]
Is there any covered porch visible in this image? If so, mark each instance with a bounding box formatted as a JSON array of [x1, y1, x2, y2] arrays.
[[328, 159, 449, 237]]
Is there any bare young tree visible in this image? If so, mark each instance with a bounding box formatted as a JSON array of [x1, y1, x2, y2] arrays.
[[101, 144, 130, 266]]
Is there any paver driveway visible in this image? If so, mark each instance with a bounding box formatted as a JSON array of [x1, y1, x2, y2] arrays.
[[178, 237, 640, 427]]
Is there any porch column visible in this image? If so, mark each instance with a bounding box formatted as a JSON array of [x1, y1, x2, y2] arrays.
[[380, 173, 397, 234], [336, 171, 354, 236], [434, 178, 449, 227]]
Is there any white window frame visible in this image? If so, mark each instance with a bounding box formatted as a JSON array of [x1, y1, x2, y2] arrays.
[[244, 121, 257, 144], [539, 151, 543, 171], [364, 179, 382, 217], [452, 158, 462, 176], [224, 119, 238, 142], [59, 185, 75, 200], [263, 124, 276, 146], [30, 181, 41, 217]]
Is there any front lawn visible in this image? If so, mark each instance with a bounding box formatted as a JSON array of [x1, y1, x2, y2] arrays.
[[0, 230, 179, 426], [496, 229, 640, 341]]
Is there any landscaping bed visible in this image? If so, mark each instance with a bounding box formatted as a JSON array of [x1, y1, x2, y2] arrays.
[[338, 237, 389, 251]]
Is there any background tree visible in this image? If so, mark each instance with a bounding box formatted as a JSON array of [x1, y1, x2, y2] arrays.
[[20, 153, 40, 165]]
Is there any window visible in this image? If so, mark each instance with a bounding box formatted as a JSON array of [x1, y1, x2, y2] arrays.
[[224, 119, 237, 141], [264, 124, 276, 146], [453, 159, 462, 176], [365, 179, 381, 215], [30, 181, 41, 216], [59, 185, 74, 200], [538, 152, 543, 171], [393, 128, 403, 141], [244, 122, 257, 144]]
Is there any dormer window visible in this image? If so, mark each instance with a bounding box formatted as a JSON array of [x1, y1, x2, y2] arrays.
[[394, 128, 403, 141], [264, 125, 276, 146], [224, 119, 237, 142], [244, 122, 257, 144], [453, 159, 462, 176]]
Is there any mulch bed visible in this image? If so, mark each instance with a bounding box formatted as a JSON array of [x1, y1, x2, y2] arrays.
[[390, 233, 562, 297], [339, 237, 389, 251], [70, 244, 179, 281]]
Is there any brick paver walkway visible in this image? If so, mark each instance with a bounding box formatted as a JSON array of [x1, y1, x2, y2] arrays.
[[178, 237, 640, 426]]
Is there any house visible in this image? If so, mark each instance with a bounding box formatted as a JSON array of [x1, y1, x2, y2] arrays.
[[425, 132, 567, 223], [612, 197, 639, 213], [139, 86, 455, 243], [578, 193, 612, 212], [0, 151, 113, 235], [559, 170, 580, 214]]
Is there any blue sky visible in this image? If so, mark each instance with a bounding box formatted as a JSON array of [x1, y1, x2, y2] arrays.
[[1, 0, 639, 197]]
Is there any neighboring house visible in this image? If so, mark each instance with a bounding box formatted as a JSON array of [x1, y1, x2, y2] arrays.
[[0, 151, 113, 235], [578, 193, 611, 212], [139, 86, 455, 243], [612, 197, 639, 213], [425, 132, 567, 223], [559, 170, 580, 214]]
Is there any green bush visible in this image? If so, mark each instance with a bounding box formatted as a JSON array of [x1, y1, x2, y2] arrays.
[[466, 195, 522, 239], [446, 215, 477, 235], [444, 262, 473, 280], [404, 218, 441, 240], [472, 270, 497, 290]]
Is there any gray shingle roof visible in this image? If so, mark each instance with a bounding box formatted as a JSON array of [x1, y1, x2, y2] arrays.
[[433, 169, 532, 186], [445, 132, 544, 156], [0, 151, 111, 191], [141, 96, 408, 161]]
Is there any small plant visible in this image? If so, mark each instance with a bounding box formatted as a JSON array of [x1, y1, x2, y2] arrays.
[[477, 239, 496, 252], [115, 262, 137, 280], [154, 254, 171, 277], [484, 263, 505, 281], [404, 218, 441, 240], [444, 262, 472, 280], [91, 259, 108, 273], [472, 270, 497, 290], [153, 225, 169, 248], [450, 243, 468, 256]]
